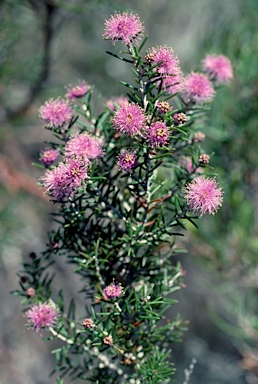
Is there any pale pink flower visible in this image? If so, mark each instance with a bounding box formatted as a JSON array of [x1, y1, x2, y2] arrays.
[[103, 12, 144, 45], [64, 132, 103, 161], [183, 176, 223, 216], [39, 98, 73, 127], [40, 149, 59, 167], [113, 103, 146, 136], [147, 45, 181, 76], [105, 96, 128, 111], [146, 121, 169, 147], [103, 282, 123, 299], [66, 81, 90, 101], [184, 73, 215, 104], [202, 54, 233, 84], [41, 158, 89, 201], [117, 149, 137, 172], [25, 302, 59, 332]]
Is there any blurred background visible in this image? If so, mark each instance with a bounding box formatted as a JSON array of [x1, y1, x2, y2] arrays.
[[1, 0, 258, 383]]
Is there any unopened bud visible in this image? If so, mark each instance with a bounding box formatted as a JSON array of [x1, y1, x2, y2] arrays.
[[145, 53, 155, 62], [156, 101, 170, 114], [26, 287, 36, 297], [82, 318, 94, 329], [199, 154, 210, 165], [103, 335, 113, 345], [193, 131, 205, 143], [173, 113, 188, 125]]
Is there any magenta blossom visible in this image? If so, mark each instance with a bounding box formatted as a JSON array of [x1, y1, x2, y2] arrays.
[[202, 54, 233, 84], [25, 302, 59, 332], [147, 45, 181, 76], [41, 158, 89, 201], [117, 149, 137, 172], [64, 132, 103, 161], [40, 149, 59, 167], [105, 96, 128, 111], [39, 98, 73, 127], [66, 81, 90, 101], [184, 73, 215, 104], [113, 103, 146, 137], [146, 121, 169, 147], [103, 282, 123, 299], [103, 12, 144, 45], [183, 176, 223, 216]]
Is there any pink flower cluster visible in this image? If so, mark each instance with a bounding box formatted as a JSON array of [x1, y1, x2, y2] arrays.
[[202, 54, 233, 84], [41, 158, 89, 201], [64, 132, 103, 160], [103, 12, 144, 46], [146, 121, 169, 147], [113, 103, 146, 137], [183, 72, 215, 104], [66, 81, 90, 101], [103, 282, 123, 299], [147, 45, 183, 95], [40, 149, 59, 167], [25, 302, 59, 332], [183, 176, 223, 216], [39, 98, 73, 128], [117, 149, 137, 172]]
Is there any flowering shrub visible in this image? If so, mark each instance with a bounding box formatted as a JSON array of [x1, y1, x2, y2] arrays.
[[13, 11, 232, 384]]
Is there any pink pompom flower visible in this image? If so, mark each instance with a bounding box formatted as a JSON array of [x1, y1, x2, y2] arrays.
[[66, 81, 90, 101], [117, 149, 137, 172], [103, 12, 144, 46], [40, 149, 59, 167], [113, 103, 146, 137], [183, 73, 215, 104], [41, 158, 89, 201], [202, 54, 233, 84], [147, 45, 181, 76], [103, 281, 123, 299], [146, 121, 169, 147], [25, 302, 59, 332], [39, 98, 73, 128], [64, 132, 103, 161], [183, 176, 223, 216]]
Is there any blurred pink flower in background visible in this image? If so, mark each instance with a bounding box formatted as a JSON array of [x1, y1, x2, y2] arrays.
[[184, 72, 215, 104], [202, 54, 233, 84]]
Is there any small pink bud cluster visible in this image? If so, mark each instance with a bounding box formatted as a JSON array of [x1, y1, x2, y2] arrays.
[[117, 149, 137, 172], [103, 282, 123, 299], [82, 318, 95, 329], [40, 149, 59, 167], [66, 81, 90, 101]]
